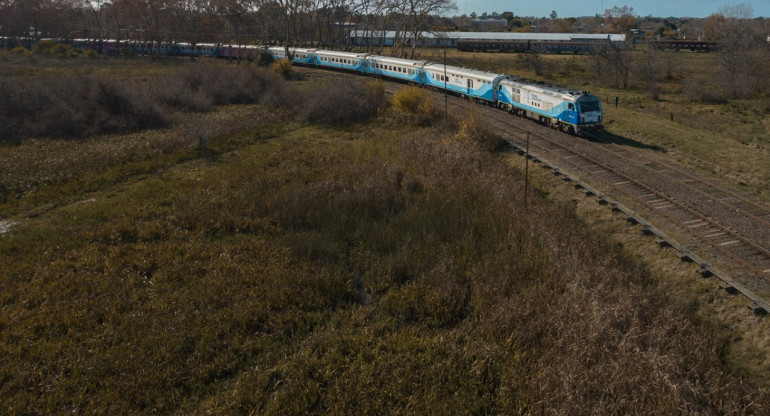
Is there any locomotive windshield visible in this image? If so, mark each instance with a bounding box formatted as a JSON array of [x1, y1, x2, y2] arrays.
[[578, 97, 601, 113]]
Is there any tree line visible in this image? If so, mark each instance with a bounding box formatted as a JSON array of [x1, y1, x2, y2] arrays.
[[0, 0, 456, 53]]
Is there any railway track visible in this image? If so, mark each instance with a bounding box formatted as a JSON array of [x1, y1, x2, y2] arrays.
[[296, 66, 770, 314], [461, 103, 770, 313]]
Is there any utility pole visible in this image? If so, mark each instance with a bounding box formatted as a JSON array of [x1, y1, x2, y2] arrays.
[[444, 50, 448, 122], [524, 131, 530, 208]]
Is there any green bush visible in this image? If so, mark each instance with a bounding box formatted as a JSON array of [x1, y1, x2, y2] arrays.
[[31, 39, 58, 54], [256, 51, 274, 67], [29, 40, 76, 57], [10, 46, 31, 55], [82, 48, 99, 58]]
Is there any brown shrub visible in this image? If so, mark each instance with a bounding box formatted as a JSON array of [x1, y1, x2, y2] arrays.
[[0, 62, 293, 143], [273, 59, 294, 79], [390, 86, 442, 126], [453, 111, 505, 151], [298, 80, 380, 125], [681, 78, 728, 104], [0, 75, 168, 142]]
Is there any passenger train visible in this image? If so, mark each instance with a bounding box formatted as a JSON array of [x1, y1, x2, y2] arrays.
[[268, 46, 603, 135], [0, 37, 603, 134]]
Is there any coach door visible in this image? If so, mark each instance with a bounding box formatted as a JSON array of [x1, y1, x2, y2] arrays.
[[467, 79, 473, 95]]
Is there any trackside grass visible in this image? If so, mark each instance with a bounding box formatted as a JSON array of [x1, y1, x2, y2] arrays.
[[1, 95, 768, 413]]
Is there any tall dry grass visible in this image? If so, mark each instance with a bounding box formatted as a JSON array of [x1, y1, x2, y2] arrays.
[[1, 113, 767, 414], [0, 60, 768, 414], [0, 60, 295, 143]]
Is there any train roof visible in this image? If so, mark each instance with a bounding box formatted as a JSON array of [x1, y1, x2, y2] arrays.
[[72, 38, 129, 43], [223, 44, 265, 49], [367, 55, 427, 67], [423, 62, 507, 82], [177, 42, 218, 47], [349, 31, 626, 43], [269, 46, 317, 53], [314, 49, 369, 59], [500, 77, 595, 100]]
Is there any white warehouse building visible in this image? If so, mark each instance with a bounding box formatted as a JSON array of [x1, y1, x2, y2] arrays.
[[348, 31, 626, 49]]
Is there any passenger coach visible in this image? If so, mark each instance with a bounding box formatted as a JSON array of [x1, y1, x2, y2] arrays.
[[367, 55, 426, 84], [315, 50, 369, 72], [422, 64, 507, 104]]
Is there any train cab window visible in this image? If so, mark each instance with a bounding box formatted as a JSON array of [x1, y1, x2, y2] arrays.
[[568, 103, 575, 111]]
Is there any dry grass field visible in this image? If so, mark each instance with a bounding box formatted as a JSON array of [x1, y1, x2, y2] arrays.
[[1, 52, 770, 413]]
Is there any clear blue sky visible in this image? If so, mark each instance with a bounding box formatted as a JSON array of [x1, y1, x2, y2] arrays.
[[455, 1, 769, 18]]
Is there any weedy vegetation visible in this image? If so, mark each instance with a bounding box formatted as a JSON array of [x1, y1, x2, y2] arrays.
[[0, 58, 293, 143], [0, 55, 769, 414]]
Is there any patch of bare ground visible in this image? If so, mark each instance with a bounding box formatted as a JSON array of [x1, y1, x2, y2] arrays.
[[0, 219, 16, 234]]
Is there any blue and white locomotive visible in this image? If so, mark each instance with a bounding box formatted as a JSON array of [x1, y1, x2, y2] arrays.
[[271, 46, 603, 135], [497, 77, 602, 134]]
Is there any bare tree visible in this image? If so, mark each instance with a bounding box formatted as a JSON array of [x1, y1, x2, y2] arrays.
[[255, 1, 286, 45], [642, 46, 658, 99], [710, 3, 767, 98], [404, 0, 456, 59], [595, 45, 631, 89], [603, 5, 636, 33]]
